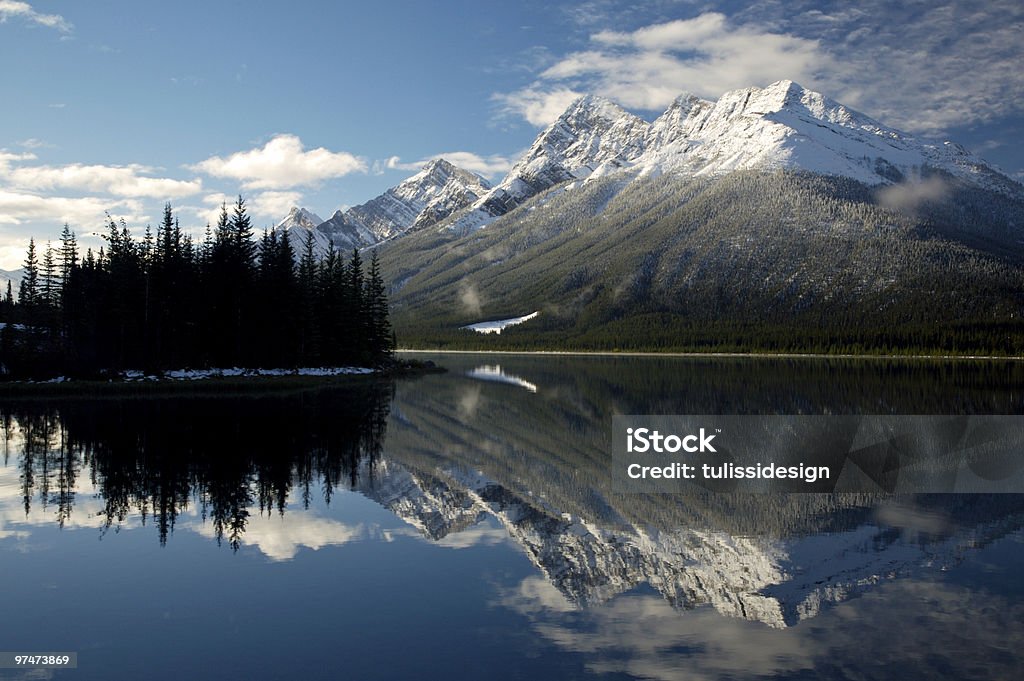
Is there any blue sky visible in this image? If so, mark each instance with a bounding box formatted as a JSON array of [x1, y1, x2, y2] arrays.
[[1, 0, 1022, 269]]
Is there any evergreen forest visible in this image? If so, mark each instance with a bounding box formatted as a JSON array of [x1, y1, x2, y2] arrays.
[[0, 198, 394, 379]]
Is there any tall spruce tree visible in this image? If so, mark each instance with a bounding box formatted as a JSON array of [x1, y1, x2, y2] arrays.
[[40, 242, 59, 310], [364, 250, 393, 363], [58, 224, 78, 289], [347, 249, 366, 362], [18, 238, 39, 312], [297, 230, 319, 363]]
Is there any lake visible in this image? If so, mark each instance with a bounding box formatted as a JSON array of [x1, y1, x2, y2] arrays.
[[1, 353, 1022, 680]]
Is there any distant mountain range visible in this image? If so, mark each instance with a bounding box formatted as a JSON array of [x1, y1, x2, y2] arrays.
[[274, 158, 491, 257], [279, 80, 1024, 351], [0, 268, 22, 298]]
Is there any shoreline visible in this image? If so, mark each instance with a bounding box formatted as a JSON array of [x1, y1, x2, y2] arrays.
[[0, 361, 441, 398], [397, 348, 1024, 361]]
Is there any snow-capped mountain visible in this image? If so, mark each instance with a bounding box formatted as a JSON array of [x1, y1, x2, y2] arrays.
[[276, 158, 491, 257], [455, 95, 650, 230], [0, 268, 22, 297], [446, 80, 1021, 232], [276, 206, 323, 232], [312, 208, 379, 255], [348, 158, 492, 238], [632, 79, 1016, 192], [273, 207, 331, 257], [286, 81, 1021, 248]]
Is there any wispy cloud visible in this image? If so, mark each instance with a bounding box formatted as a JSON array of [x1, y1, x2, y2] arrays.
[[876, 177, 950, 217], [497, 2, 1024, 136], [381, 151, 515, 179], [16, 138, 53, 150], [191, 134, 367, 190], [496, 13, 831, 126], [0, 0, 71, 33], [493, 86, 583, 127], [756, 0, 1024, 133]]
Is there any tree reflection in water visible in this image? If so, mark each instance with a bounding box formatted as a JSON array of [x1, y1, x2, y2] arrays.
[[2, 381, 393, 549]]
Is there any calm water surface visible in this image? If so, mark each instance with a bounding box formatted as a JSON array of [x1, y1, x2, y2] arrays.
[[1, 353, 1022, 680]]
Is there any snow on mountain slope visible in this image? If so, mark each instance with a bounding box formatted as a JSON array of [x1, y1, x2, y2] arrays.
[[273, 207, 332, 258], [444, 80, 1021, 233], [348, 158, 492, 239], [315, 209, 379, 254], [453, 96, 650, 231], [634, 79, 1014, 191], [0, 268, 22, 297], [278, 159, 491, 257], [462, 311, 539, 334], [276, 207, 323, 232]]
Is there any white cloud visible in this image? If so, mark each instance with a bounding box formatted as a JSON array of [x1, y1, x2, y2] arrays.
[[0, 150, 35, 165], [187, 193, 233, 227], [192, 134, 367, 190], [0, 243, 28, 270], [187, 511, 374, 561], [188, 190, 300, 226], [247, 191, 303, 221], [0, 189, 145, 227], [383, 151, 515, 179], [0, 156, 201, 199], [493, 86, 583, 127], [496, 13, 831, 126], [0, 0, 71, 32], [766, 0, 1024, 133], [497, 3, 1024, 136]]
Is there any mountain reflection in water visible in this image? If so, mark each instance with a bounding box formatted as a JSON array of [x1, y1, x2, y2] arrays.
[[1, 354, 1022, 679]]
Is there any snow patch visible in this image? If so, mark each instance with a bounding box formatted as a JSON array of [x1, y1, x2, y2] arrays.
[[114, 367, 376, 383], [462, 311, 539, 334], [466, 365, 538, 393]]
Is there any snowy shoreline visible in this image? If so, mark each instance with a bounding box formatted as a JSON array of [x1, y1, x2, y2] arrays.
[[15, 366, 377, 385]]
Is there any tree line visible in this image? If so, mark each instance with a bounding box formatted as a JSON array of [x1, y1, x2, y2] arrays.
[[0, 197, 394, 379]]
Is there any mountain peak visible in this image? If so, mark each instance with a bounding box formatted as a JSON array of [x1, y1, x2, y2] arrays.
[[764, 78, 801, 95], [421, 157, 454, 173], [404, 157, 464, 189], [560, 94, 634, 127], [275, 207, 323, 231], [308, 158, 493, 240]]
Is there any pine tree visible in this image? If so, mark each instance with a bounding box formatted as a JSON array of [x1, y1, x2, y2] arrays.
[[1, 281, 12, 323], [297, 230, 319, 363], [231, 195, 256, 267], [364, 250, 393, 363], [58, 223, 78, 290], [40, 242, 58, 310], [18, 238, 39, 310], [347, 249, 366, 362]]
